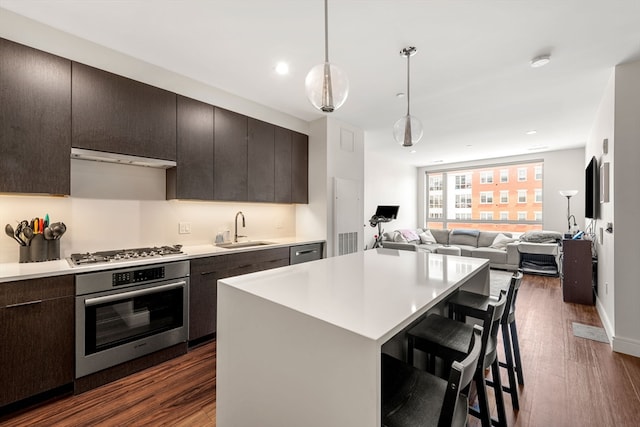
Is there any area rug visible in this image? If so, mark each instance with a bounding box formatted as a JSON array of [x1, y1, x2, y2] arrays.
[[572, 322, 609, 344], [490, 269, 514, 296]]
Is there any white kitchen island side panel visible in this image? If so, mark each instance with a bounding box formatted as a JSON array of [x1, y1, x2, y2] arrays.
[[217, 283, 381, 427]]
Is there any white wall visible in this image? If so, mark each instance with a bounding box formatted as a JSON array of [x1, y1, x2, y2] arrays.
[[586, 59, 640, 358], [611, 60, 640, 356], [586, 72, 616, 341], [416, 148, 586, 232], [0, 160, 296, 263], [363, 151, 418, 249]]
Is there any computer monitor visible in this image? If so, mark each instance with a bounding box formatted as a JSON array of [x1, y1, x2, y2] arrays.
[[374, 205, 399, 220]]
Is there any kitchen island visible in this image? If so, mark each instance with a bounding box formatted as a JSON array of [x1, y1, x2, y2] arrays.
[[216, 248, 489, 427]]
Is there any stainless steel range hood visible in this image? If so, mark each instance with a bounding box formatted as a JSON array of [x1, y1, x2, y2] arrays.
[[71, 148, 176, 169]]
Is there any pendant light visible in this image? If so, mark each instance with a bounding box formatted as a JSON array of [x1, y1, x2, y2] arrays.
[[305, 0, 349, 113], [393, 46, 423, 147]]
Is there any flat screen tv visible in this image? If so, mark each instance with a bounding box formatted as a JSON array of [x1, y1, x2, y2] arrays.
[[374, 205, 400, 220], [585, 156, 598, 219]]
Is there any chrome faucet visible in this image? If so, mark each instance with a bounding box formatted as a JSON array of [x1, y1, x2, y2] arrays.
[[234, 211, 246, 243]]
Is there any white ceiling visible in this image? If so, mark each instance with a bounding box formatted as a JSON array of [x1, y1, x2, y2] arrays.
[[2, 0, 640, 166]]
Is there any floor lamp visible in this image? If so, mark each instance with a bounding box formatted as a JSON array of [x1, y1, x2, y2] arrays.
[[559, 190, 578, 236]]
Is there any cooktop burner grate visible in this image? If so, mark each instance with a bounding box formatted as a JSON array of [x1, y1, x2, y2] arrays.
[[69, 245, 183, 266]]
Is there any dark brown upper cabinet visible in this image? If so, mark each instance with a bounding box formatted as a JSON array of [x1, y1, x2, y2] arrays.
[[0, 38, 71, 195], [167, 96, 215, 200], [72, 62, 177, 161], [248, 118, 275, 202], [274, 126, 293, 203], [214, 108, 248, 201], [292, 131, 309, 204]]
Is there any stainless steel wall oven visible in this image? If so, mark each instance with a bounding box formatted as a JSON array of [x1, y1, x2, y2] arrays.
[[75, 260, 189, 378]]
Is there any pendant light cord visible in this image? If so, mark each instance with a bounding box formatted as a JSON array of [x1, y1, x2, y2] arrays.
[[324, 0, 329, 63], [406, 52, 411, 116]]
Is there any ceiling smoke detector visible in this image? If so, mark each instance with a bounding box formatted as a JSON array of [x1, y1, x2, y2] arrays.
[[530, 54, 551, 68]]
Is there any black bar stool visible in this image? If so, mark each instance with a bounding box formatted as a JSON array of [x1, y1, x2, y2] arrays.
[[382, 325, 483, 427], [447, 270, 524, 410], [407, 291, 508, 427]]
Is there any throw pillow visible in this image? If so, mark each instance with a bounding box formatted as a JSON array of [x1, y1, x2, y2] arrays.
[[393, 231, 408, 242], [419, 229, 437, 244], [490, 233, 516, 250], [398, 229, 420, 242]]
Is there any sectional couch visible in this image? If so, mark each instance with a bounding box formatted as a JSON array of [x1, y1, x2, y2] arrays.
[[381, 228, 521, 271]]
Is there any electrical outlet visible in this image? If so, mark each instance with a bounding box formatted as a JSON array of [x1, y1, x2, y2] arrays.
[[275, 222, 283, 230], [179, 222, 191, 234]]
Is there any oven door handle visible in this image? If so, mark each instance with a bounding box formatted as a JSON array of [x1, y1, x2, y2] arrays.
[[84, 281, 187, 307]]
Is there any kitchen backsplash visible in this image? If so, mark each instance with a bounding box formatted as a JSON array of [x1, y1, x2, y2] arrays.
[[0, 160, 296, 263]]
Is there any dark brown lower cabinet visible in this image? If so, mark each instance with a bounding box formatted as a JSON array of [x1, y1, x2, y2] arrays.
[[0, 275, 74, 408], [189, 247, 290, 342]]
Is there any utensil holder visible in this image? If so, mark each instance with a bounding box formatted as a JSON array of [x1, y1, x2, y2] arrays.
[[47, 238, 60, 261], [19, 245, 30, 263], [30, 234, 47, 262]]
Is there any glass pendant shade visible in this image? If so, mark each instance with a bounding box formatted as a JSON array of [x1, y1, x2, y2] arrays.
[[305, 61, 349, 112], [393, 114, 424, 147]]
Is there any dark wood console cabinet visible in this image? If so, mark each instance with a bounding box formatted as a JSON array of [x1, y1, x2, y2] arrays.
[[561, 239, 595, 305], [0, 275, 74, 408]]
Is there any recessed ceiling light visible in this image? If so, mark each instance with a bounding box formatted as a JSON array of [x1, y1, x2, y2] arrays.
[[526, 129, 537, 135], [275, 62, 289, 75], [410, 150, 417, 154], [396, 92, 405, 98], [530, 54, 550, 68]]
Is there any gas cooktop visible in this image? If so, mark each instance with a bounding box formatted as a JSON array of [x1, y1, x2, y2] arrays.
[[69, 245, 183, 266]]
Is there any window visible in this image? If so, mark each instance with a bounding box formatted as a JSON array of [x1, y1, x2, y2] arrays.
[[429, 195, 443, 209], [455, 194, 472, 208], [480, 212, 493, 220], [518, 168, 527, 182], [429, 175, 443, 191], [534, 211, 543, 221], [517, 190, 527, 203], [480, 171, 493, 184], [423, 160, 543, 233], [480, 191, 493, 204], [535, 166, 542, 181], [535, 189, 542, 203], [455, 174, 472, 189], [500, 191, 509, 204]]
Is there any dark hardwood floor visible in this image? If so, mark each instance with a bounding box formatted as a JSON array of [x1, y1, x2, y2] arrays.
[[2, 274, 640, 426]]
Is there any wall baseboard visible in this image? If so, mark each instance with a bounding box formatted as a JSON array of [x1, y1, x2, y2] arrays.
[[597, 295, 640, 357]]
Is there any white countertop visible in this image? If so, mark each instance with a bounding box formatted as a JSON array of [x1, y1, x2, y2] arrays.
[[219, 248, 489, 342], [0, 237, 324, 283]]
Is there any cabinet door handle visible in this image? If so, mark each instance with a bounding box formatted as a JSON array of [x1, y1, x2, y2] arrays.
[[5, 300, 43, 309], [296, 249, 317, 256], [200, 271, 217, 276]]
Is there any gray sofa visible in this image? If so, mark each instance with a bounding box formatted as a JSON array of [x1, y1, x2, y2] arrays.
[[381, 228, 521, 271]]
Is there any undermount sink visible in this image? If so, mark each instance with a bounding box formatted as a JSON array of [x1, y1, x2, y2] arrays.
[[216, 241, 275, 249]]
